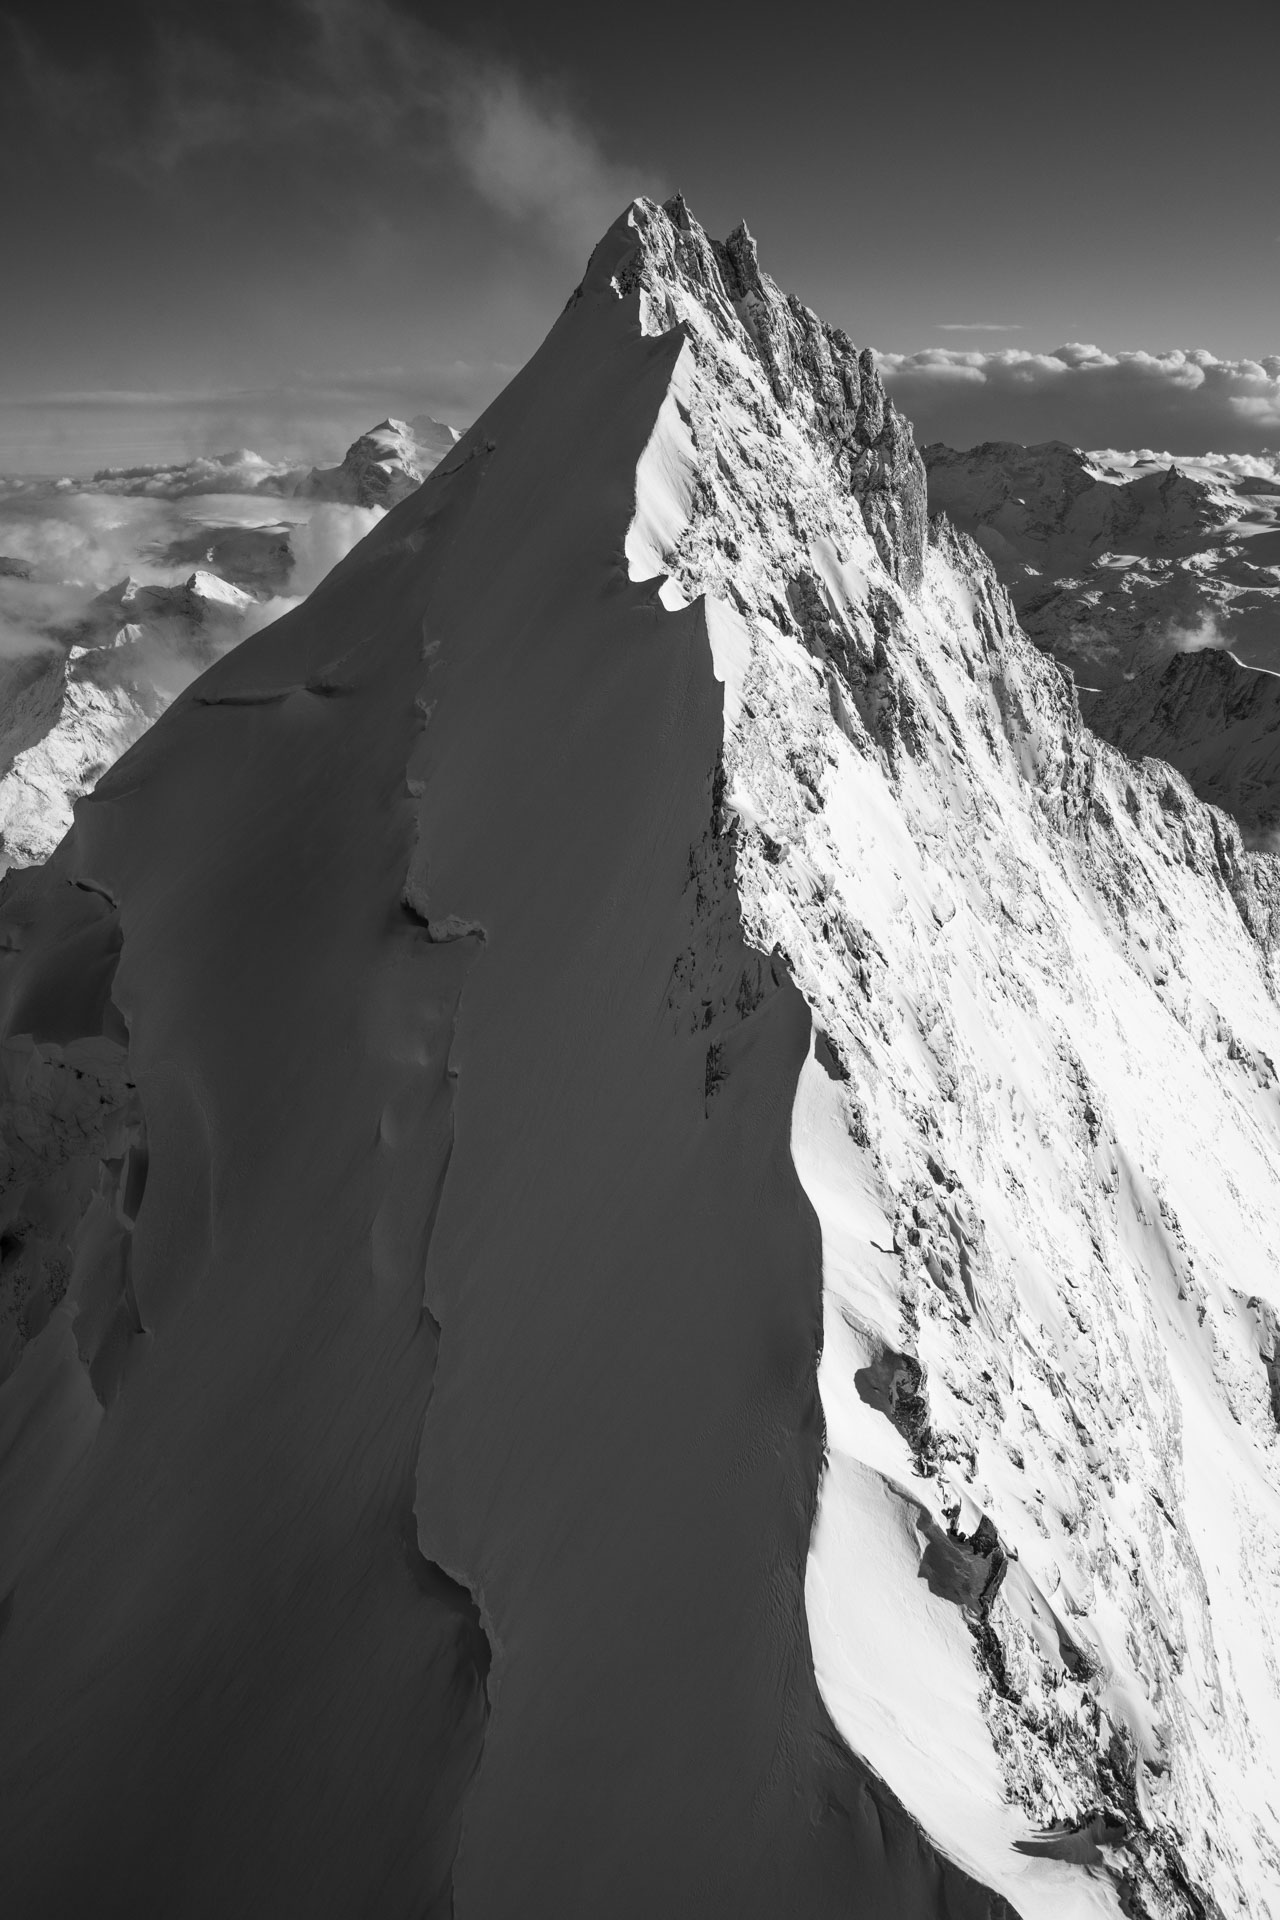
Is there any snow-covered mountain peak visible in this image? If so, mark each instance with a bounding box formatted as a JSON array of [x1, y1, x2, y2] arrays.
[[297, 413, 460, 510], [3, 194, 1280, 1920], [298, 417, 423, 508], [585, 195, 928, 593]]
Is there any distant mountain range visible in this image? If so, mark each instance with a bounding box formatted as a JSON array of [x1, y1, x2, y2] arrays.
[[82, 415, 460, 508], [0, 416, 460, 865], [925, 438, 1280, 839]]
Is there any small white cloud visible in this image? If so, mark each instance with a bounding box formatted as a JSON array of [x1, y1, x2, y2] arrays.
[[1160, 612, 1230, 657]]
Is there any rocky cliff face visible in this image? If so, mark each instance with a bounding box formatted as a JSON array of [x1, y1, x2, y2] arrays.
[[618, 200, 1280, 1918], [2, 198, 1280, 1920], [615, 192, 928, 593]]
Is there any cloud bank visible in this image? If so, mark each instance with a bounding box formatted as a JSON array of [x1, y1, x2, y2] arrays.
[[878, 343, 1280, 454]]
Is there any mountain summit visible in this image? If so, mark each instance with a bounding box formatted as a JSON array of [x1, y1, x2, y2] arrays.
[[300, 415, 461, 509], [2, 197, 1280, 1920]]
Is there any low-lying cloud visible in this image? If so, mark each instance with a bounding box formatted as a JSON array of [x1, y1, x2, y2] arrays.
[[1094, 448, 1280, 487], [1158, 612, 1232, 659], [241, 503, 386, 638], [0, 579, 69, 660], [0, 491, 182, 591], [879, 344, 1280, 455], [0, 473, 381, 674]]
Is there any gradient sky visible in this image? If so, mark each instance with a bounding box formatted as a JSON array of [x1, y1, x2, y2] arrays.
[[2, 0, 1278, 471]]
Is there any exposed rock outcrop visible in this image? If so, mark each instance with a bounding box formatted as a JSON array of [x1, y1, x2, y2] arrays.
[[618, 197, 1280, 1917], [613, 192, 928, 593]]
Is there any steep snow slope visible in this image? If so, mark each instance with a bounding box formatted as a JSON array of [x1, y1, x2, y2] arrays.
[[3, 196, 1280, 1919], [0, 206, 1009, 1919]]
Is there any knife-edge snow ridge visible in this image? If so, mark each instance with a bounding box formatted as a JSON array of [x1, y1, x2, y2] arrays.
[[0, 198, 1014, 1916], [2, 194, 1280, 1920]]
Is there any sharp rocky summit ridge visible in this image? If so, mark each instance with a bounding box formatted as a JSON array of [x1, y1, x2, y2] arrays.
[[1, 196, 1279, 1920]]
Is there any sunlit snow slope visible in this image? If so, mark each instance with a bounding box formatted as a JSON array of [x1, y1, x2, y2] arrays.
[[0, 206, 1019, 1918], [615, 199, 1280, 1919]]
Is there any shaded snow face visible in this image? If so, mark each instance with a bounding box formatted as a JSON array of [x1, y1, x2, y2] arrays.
[[619, 196, 1280, 1919]]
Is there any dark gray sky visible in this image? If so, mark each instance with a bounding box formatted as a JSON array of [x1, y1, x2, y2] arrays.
[[2, 0, 1277, 470]]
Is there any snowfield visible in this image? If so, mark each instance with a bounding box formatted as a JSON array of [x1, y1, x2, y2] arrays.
[[1, 196, 1279, 1919]]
